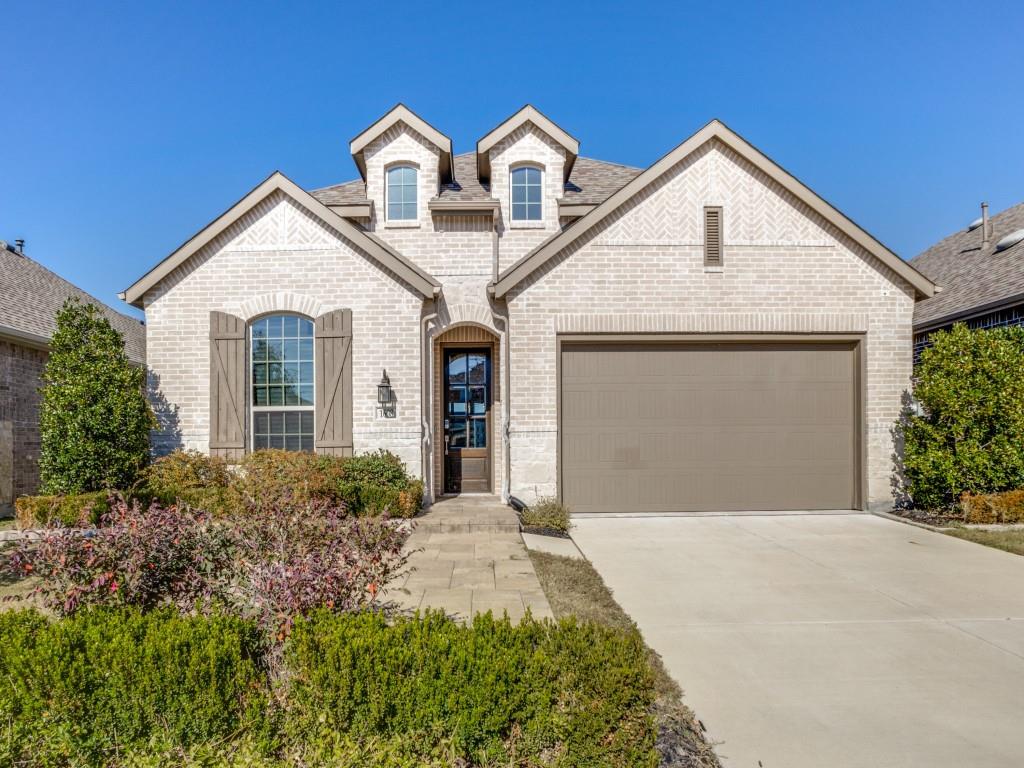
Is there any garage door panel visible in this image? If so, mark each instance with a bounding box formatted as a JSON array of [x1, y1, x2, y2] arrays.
[[561, 342, 858, 513]]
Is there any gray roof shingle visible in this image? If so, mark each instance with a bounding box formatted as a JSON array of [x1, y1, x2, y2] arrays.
[[911, 202, 1024, 328], [309, 152, 642, 209], [0, 244, 146, 363]]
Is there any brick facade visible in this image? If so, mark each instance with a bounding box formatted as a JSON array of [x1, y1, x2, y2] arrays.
[[0, 340, 47, 512], [503, 139, 916, 509], [142, 118, 920, 511]]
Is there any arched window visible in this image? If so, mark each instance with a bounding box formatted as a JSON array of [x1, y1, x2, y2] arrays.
[[250, 314, 314, 451], [510, 165, 542, 221], [386, 165, 418, 221]]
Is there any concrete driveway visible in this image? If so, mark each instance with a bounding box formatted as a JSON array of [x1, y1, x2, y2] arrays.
[[571, 513, 1024, 768]]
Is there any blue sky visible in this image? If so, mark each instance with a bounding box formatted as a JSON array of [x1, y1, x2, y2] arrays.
[[2, 0, 1022, 320]]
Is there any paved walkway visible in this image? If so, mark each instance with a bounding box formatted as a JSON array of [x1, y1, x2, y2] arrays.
[[393, 495, 552, 622], [572, 513, 1024, 768]]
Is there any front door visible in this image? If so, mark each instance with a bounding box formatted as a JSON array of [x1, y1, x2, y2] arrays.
[[443, 348, 491, 493]]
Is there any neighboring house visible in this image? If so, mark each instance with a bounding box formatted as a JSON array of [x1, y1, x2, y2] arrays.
[[123, 105, 936, 513], [911, 202, 1024, 355], [0, 241, 146, 514]]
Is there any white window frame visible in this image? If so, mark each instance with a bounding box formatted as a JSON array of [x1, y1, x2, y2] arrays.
[[248, 313, 316, 453], [509, 163, 544, 226], [384, 163, 419, 225]]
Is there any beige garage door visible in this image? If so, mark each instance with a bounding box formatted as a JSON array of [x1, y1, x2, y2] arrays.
[[560, 341, 859, 513]]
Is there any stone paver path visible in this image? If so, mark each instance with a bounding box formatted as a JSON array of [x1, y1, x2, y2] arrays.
[[393, 495, 552, 622]]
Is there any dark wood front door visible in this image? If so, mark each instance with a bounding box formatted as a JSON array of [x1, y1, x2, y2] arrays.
[[443, 348, 491, 493]]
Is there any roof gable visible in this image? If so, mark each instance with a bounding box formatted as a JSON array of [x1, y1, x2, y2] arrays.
[[349, 104, 453, 182], [121, 172, 440, 307], [491, 120, 936, 299], [477, 105, 579, 183]]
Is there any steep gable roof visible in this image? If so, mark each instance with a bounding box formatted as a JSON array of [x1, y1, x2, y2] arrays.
[[491, 120, 937, 299], [121, 172, 440, 307], [349, 103, 453, 183], [911, 202, 1024, 329], [0, 243, 146, 363], [476, 105, 579, 182]]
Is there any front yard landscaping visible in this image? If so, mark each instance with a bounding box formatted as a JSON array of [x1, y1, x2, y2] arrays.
[[944, 527, 1024, 556], [529, 550, 721, 768]]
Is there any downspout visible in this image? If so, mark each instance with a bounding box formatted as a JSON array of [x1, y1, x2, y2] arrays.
[[492, 309, 511, 502], [421, 298, 439, 506], [490, 208, 513, 502]]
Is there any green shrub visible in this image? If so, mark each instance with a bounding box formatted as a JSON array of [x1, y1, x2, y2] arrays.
[[521, 496, 571, 533], [285, 610, 657, 767], [38, 298, 156, 494], [341, 478, 423, 518], [0, 608, 272, 766], [13, 491, 110, 528], [902, 324, 1024, 509], [341, 451, 410, 489], [143, 450, 232, 497], [961, 489, 1024, 524], [230, 450, 348, 514]]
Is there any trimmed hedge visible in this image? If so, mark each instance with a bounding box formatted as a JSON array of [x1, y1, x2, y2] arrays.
[[0, 609, 272, 766], [286, 610, 657, 766], [961, 489, 1024, 524], [0, 609, 658, 767], [14, 491, 111, 528]]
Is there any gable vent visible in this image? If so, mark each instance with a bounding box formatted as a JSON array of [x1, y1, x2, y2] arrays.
[[704, 206, 723, 267]]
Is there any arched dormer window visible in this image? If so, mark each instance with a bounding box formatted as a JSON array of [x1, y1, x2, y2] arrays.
[[510, 165, 543, 221], [250, 314, 315, 451], [386, 165, 418, 221]]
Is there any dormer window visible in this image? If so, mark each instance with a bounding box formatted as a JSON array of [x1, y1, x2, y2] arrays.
[[510, 165, 543, 221], [386, 165, 418, 221]]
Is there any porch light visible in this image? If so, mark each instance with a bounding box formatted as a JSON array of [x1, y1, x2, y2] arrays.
[[377, 370, 392, 404], [377, 370, 395, 418]]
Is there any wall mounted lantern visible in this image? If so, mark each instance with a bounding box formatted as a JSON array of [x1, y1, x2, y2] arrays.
[[377, 369, 395, 418]]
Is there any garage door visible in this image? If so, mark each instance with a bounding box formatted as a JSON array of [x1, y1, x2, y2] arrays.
[[560, 341, 859, 513]]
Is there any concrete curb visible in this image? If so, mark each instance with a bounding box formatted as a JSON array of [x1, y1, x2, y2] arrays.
[[870, 509, 954, 533]]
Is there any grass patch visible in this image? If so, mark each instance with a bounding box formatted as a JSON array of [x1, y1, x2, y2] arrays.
[[529, 550, 721, 768], [945, 527, 1024, 556]]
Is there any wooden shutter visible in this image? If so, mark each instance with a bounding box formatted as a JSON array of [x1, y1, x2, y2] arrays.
[[209, 311, 246, 459], [704, 206, 723, 267], [314, 309, 353, 456]]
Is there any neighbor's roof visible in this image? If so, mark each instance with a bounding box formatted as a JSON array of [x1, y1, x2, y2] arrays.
[[911, 202, 1024, 330], [0, 243, 146, 362], [310, 152, 642, 207], [492, 119, 938, 299]]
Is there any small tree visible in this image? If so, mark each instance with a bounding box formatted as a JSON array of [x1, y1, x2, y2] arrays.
[[38, 298, 155, 493], [902, 323, 1024, 509]]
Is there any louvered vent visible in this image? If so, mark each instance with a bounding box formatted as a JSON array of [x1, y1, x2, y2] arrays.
[[704, 206, 723, 267]]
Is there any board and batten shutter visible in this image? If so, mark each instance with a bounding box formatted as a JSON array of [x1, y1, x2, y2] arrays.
[[209, 311, 247, 459], [314, 309, 353, 456]]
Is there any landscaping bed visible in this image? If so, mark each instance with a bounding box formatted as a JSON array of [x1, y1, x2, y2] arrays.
[[516, 496, 572, 539], [529, 550, 721, 768], [0, 606, 660, 767]]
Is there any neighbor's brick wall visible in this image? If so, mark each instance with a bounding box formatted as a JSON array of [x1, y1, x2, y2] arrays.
[[0, 340, 48, 509], [504, 139, 916, 510], [143, 190, 425, 474]]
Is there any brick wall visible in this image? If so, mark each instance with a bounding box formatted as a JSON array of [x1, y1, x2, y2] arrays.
[[0, 339, 48, 510], [143, 190, 426, 474], [503, 139, 916, 510]]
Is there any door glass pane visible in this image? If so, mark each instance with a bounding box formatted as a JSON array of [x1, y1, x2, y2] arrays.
[[447, 353, 466, 383], [468, 354, 487, 384], [448, 418, 467, 447], [448, 387, 466, 415], [470, 418, 487, 448], [469, 386, 487, 414]]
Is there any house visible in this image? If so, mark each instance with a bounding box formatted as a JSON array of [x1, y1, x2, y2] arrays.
[[911, 201, 1024, 354], [0, 240, 146, 514], [123, 105, 936, 513]]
